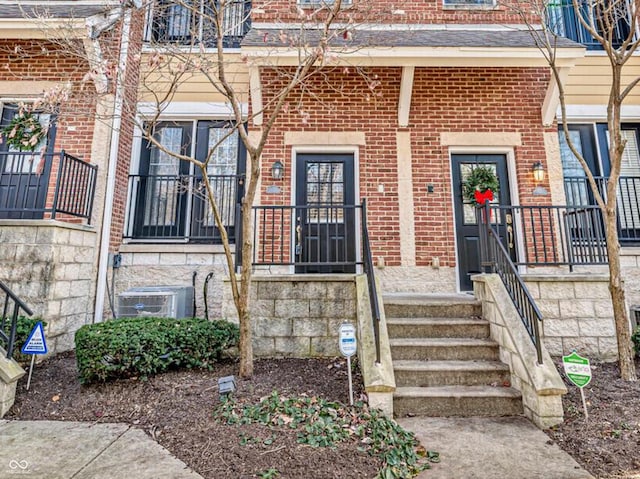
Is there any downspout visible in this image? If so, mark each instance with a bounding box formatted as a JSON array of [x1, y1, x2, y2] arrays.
[[93, 8, 132, 323]]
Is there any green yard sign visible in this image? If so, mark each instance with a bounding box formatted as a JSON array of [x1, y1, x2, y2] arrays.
[[562, 351, 592, 388]]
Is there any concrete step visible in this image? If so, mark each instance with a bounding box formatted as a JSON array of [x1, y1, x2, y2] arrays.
[[393, 386, 523, 417], [387, 317, 490, 339], [393, 360, 511, 387], [390, 338, 500, 361], [383, 294, 482, 319]]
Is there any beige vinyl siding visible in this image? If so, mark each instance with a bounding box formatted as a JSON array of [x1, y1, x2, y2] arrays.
[[138, 53, 249, 103], [564, 55, 640, 105]]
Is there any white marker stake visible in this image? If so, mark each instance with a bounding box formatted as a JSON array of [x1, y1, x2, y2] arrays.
[[26, 355, 36, 391], [339, 323, 357, 406]]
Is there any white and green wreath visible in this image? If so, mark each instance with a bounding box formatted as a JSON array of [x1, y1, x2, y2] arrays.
[[2, 111, 47, 152]]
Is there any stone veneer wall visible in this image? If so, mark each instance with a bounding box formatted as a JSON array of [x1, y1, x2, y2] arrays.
[[114, 245, 230, 320], [222, 275, 357, 357], [523, 273, 618, 360], [621, 248, 640, 327], [0, 221, 97, 353]]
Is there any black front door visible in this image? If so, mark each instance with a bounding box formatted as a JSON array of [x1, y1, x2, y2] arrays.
[[0, 106, 55, 219], [295, 153, 356, 273], [452, 154, 512, 291], [133, 122, 191, 238]]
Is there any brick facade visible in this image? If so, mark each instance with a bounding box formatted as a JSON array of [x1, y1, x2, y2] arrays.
[[258, 66, 553, 270]]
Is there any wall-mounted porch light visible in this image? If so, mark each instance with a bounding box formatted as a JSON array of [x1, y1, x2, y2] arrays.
[[271, 160, 284, 180], [532, 161, 545, 183]]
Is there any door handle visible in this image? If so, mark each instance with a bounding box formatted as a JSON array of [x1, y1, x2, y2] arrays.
[[295, 217, 302, 256]]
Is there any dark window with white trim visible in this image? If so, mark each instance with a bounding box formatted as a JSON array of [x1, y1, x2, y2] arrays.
[[126, 120, 245, 243]]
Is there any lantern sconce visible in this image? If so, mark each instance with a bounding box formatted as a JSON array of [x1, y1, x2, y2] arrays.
[[532, 161, 545, 183], [271, 160, 284, 180]]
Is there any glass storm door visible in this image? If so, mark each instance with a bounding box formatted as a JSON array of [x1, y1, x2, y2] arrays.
[[295, 153, 356, 273]]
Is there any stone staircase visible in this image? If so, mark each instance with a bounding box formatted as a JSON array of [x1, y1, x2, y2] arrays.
[[385, 294, 524, 417]]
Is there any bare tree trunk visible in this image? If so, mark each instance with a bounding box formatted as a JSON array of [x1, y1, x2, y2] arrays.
[[605, 211, 637, 380]]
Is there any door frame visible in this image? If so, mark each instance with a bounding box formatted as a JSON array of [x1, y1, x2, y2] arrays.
[[290, 146, 361, 274], [449, 147, 521, 292]]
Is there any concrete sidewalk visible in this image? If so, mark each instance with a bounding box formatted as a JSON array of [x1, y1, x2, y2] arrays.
[[0, 420, 201, 479], [0, 417, 594, 479], [399, 416, 594, 479]]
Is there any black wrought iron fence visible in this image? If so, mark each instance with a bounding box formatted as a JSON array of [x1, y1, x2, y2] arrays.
[[0, 279, 33, 359], [565, 175, 640, 243], [125, 173, 242, 242], [487, 204, 607, 269], [0, 151, 97, 222]]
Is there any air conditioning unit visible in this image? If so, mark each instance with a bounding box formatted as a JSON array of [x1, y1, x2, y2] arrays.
[[117, 286, 194, 319]]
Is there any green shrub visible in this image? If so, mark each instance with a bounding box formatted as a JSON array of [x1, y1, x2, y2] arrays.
[[75, 317, 239, 383], [633, 326, 640, 358], [1, 316, 47, 364]]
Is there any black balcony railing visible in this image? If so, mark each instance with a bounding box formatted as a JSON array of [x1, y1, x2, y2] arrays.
[[147, 0, 251, 48], [547, 0, 632, 49], [0, 279, 33, 359], [486, 204, 608, 269], [0, 151, 97, 223], [565, 175, 640, 243], [125, 173, 242, 242], [250, 204, 362, 270]]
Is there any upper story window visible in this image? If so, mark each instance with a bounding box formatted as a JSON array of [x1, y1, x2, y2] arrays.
[[297, 0, 352, 6], [145, 0, 251, 48], [443, 0, 495, 8], [546, 0, 632, 50]]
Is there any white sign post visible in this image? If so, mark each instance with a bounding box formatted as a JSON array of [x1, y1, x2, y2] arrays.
[[20, 321, 48, 391], [339, 322, 357, 406]]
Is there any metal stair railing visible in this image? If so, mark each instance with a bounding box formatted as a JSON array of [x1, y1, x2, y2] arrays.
[[478, 202, 544, 364], [0, 279, 33, 359]]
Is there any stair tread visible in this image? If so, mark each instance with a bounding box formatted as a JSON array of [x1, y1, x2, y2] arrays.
[[382, 293, 479, 304], [390, 338, 497, 346], [387, 317, 486, 324], [393, 359, 510, 372], [394, 385, 522, 399]]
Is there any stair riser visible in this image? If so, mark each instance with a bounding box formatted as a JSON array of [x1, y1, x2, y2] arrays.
[[394, 395, 523, 417], [391, 345, 500, 361], [385, 303, 481, 319], [394, 369, 511, 388], [387, 323, 489, 339]]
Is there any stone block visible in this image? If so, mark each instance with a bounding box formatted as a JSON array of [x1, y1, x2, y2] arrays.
[[543, 318, 579, 337], [558, 300, 595, 319], [251, 300, 275, 317], [293, 318, 327, 337], [594, 300, 614, 318], [620, 255, 638, 267], [0, 227, 36, 244], [274, 300, 309, 319], [326, 283, 356, 300], [158, 253, 188, 265], [0, 244, 16, 261], [524, 281, 541, 299], [47, 300, 61, 317], [573, 282, 610, 299], [52, 281, 71, 300], [69, 229, 87, 247], [53, 333, 76, 353], [131, 253, 160, 266], [185, 253, 215, 265], [561, 337, 599, 357], [539, 281, 575, 300], [310, 300, 354, 319], [578, 318, 615, 337], [542, 337, 563, 356], [0, 383, 17, 417], [257, 281, 292, 300], [511, 355, 528, 383], [310, 337, 339, 356], [70, 280, 91, 299], [47, 317, 68, 336], [254, 317, 292, 337], [275, 337, 310, 356], [253, 337, 275, 357], [597, 337, 619, 360]]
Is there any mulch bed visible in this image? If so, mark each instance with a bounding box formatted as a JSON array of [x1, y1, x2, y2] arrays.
[[546, 358, 640, 479], [7, 352, 378, 479]]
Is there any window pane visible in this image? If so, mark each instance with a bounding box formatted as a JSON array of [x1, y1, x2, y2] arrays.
[[461, 163, 500, 225], [559, 129, 590, 206], [618, 129, 640, 230], [3, 112, 50, 173], [144, 126, 183, 227]]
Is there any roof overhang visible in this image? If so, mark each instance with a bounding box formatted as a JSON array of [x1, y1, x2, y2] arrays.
[[0, 1, 119, 39]]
